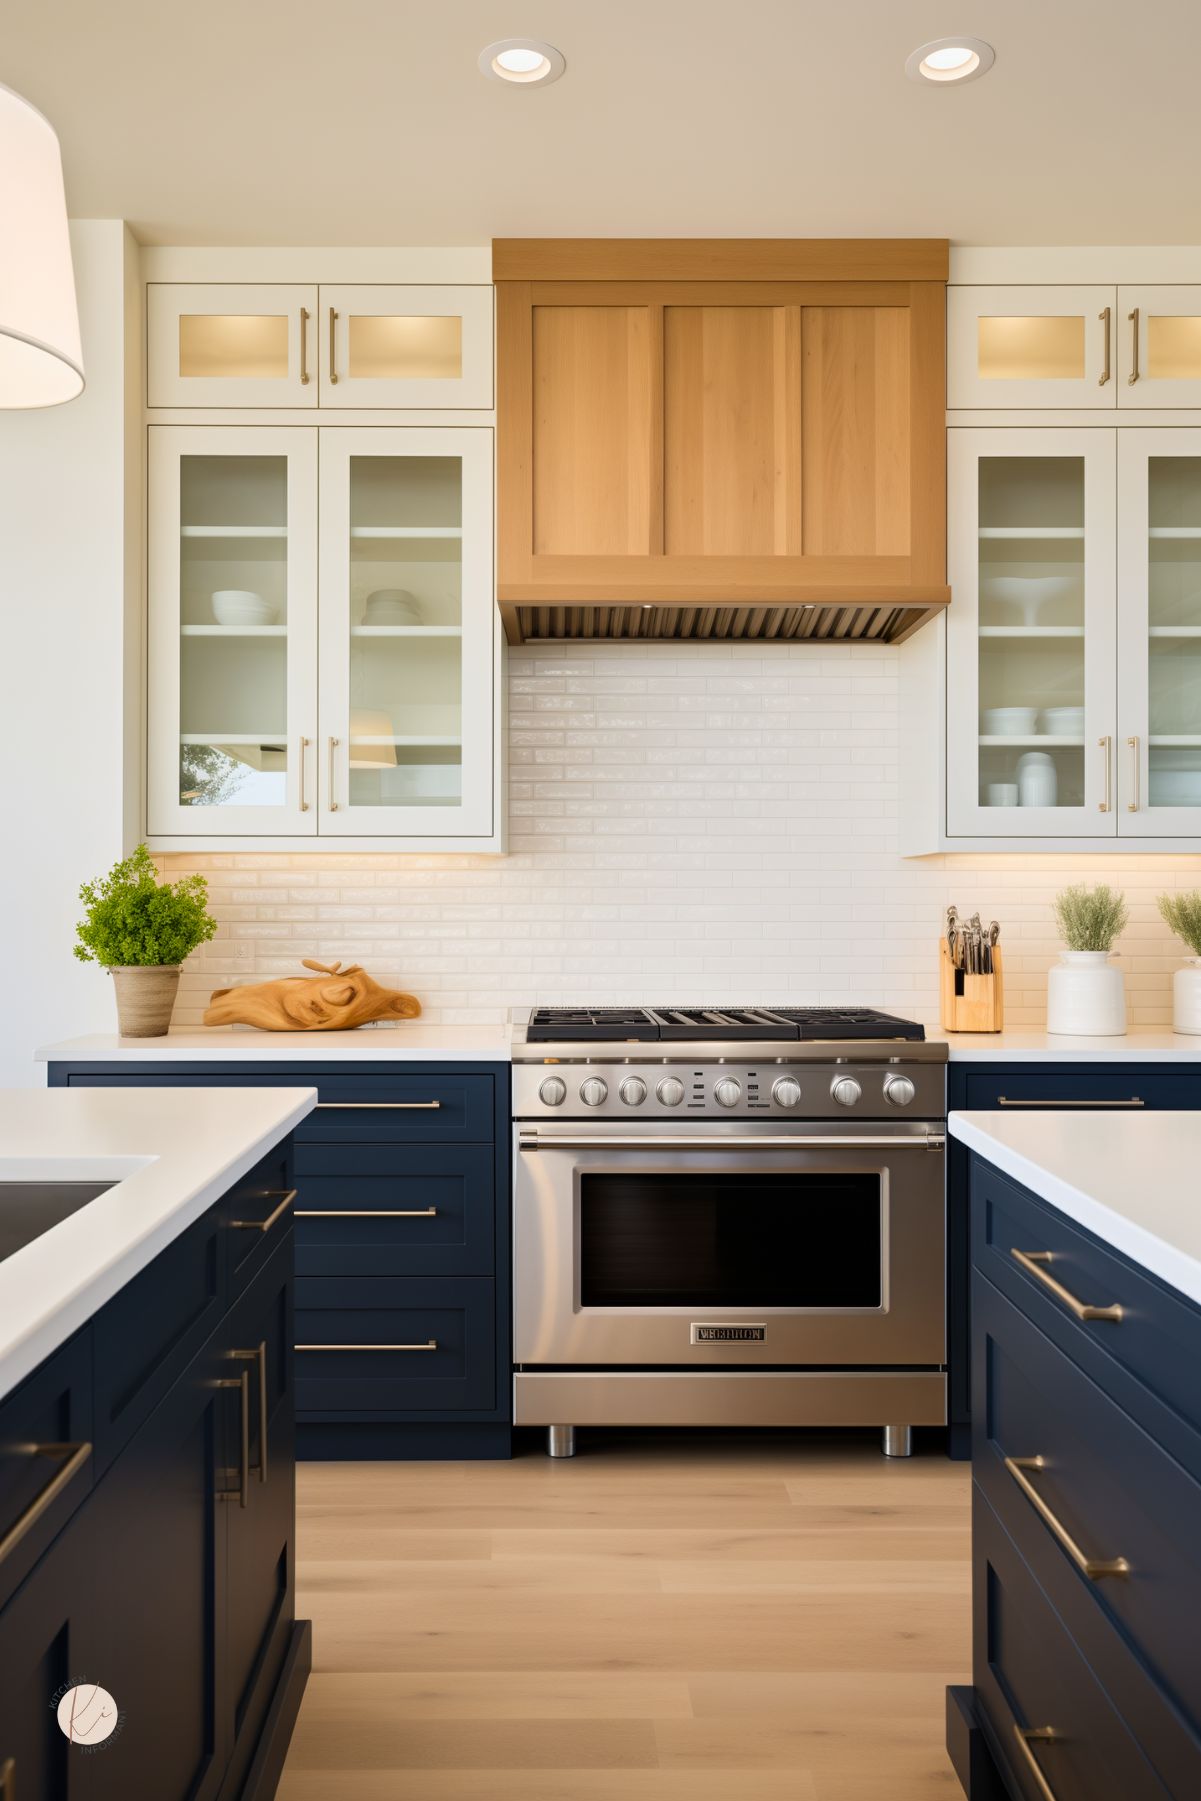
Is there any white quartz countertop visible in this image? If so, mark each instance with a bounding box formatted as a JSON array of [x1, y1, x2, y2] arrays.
[[37, 1025, 513, 1063], [950, 1108, 1201, 1307], [0, 1085, 316, 1400], [934, 1029, 1201, 1061]]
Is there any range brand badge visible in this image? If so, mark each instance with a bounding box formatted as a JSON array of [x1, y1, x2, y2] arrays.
[[690, 1323, 767, 1343]]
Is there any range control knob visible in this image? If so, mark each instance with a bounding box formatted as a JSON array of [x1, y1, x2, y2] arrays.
[[538, 1076, 567, 1107], [883, 1074, 916, 1108], [772, 1076, 803, 1109], [619, 1076, 648, 1107], [580, 1077, 608, 1107], [656, 1076, 686, 1107], [713, 1077, 742, 1109], [831, 1076, 863, 1109]]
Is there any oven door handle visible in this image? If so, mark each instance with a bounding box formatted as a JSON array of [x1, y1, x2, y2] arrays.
[[517, 1131, 945, 1152]]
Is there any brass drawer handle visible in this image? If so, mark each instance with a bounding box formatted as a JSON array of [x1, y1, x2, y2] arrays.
[[327, 735, 339, 811], [329, 306, 339, 383], [1011, 1248, 1123, 1322], [213, 1370, 249, 1508], [997, 1097, 1143, 1108], [298, 735, 309, 812], [299, 306, 310, 385], [1127, 734, 1140, 812], [295, 1341, 437, 1352], [1012, 1723, 1060, 1801], [230, 1342, 268, 1484], [1098, 734, 1111, 812], [315, 1101, 441, 1111], [296, 1207, 437, 1218], [0, 1441, 92, 1569], [1098, 306, 1111, 385], [230, 1188, 297, 1232], [1128, 306, 1140, 384], [1005, 1455, 1130, 1579]]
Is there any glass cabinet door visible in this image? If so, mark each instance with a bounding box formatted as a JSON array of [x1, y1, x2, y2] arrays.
[[1118, 432, 1201, 834], [946, 429, 1117, 838], [948, 287, 1117, 409], [317, 428, 494, 837], [147, 285, 318, 408], [147, 427, 318, 837], [1118, 288, 1201, 407], [318, 287, 493, 408]]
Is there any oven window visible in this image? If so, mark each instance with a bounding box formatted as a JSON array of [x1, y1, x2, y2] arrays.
[[579, 1172, 882, 1308]]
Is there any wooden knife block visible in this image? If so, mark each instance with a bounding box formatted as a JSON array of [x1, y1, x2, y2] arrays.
[[939, 937, 1004, 1034]]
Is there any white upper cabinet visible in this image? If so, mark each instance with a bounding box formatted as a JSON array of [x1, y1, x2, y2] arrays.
[[318, 286, 493, 408], [946, 429, 1117, 837], [147, 285, 319, 408], [1117, 288, 1201, 407], [149, 282, 493, 410], [948, 286, 1117, 409]]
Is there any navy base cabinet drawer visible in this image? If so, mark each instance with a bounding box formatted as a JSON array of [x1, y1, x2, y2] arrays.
[[974, 1271, 1201, 1779], [973, 1484, 1171, 1801], [958, 1068, 1201, 1111], [295, 1277, 495, 1415], [0, 1332, 92, 1613], [293, 1144, 494, 1276]]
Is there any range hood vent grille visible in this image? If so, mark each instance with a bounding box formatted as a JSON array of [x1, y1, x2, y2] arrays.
[[505, 602, 942, 647]]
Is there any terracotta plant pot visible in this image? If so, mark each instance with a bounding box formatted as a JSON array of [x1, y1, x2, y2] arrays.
[[109, 965, 181, 1038]]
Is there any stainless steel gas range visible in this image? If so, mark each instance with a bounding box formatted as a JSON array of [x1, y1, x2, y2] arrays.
[[511, 1006, 948, 1458]]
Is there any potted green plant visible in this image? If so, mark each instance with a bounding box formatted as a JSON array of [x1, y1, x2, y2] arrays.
[[74, 845, 217, 1037], [1158, 890, 1201, 1035], [1047, 883, 1129, 1036]]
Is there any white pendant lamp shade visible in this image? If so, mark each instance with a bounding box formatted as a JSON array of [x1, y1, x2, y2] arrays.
[[0, 83, 84, 408]]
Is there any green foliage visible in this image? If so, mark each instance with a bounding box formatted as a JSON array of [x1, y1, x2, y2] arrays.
[[74, 844, 217, 967], [1053, 882, 1129, 953], [1158, 890, 1201, 957]]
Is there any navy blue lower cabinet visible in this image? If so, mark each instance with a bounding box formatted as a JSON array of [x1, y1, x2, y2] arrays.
[[945, 1061, 1201, 1458], [49, 1059, 514, 1461], [0, 1499, 94, 1800]]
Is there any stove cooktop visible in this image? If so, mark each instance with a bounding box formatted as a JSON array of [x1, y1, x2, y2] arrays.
[[523, 1006, 925, 1044]]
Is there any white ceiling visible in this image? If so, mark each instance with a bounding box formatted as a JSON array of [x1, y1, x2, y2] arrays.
[[4, 0, 1201, 246]]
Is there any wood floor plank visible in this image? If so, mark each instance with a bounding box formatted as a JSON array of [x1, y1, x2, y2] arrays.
[[276, 1773, 820, 1800], [290, 1670, 696, 1723]]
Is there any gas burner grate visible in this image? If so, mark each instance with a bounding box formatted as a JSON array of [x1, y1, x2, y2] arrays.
[[524, 1005, 925, 1044], [526, 1007, 659, 1042], [766, 1007, 926, 1042], [648, 1007, 795, 1041]]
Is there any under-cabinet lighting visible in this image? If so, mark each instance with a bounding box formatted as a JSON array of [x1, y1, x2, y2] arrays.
[[905, 37, 994, 83], [478, 38, 566, 85]]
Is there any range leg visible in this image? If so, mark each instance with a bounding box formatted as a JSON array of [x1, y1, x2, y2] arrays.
[[883, 1425, 913, 1458], [547, 1425, 576, 1458]]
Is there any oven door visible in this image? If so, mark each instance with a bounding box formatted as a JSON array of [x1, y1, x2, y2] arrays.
[[514, 1122, 945, 1367]]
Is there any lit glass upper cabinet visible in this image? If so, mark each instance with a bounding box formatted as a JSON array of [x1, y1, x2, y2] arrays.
[[318, 287, 493, 407], [946, 429, 1117, 838], [147, 285, 319, 407], [1118, 432, 1201, 834], [147, 427, 318, 837], [317, 428, 494, 837], [948, 287, 1117, 408], [1118, 288, 1201, 407]]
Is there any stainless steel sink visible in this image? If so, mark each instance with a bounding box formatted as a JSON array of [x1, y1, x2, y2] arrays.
[[0, 1180, 116, 1264]]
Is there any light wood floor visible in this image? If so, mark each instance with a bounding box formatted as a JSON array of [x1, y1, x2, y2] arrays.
[[277, 1431, 970, 1801]]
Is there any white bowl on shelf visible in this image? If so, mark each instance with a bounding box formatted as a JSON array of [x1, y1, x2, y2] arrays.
[[364, 588, 422, 626], [1040, 705, 1086, 736], [983, 573, 1076, 625], [211, 589, 277, 627], [981, 706, 1039, 736]]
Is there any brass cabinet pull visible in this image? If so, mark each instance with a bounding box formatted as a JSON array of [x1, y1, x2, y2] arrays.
[[214, 1371, 249, 1508], [998, 1096, 1143, 1108], [296, 1207, 438, 1217], [230, 1188, 297, 1233], [327, 736, 339, 810], [1098, 306, 1111, 385], [520, 1131, 944, 1152], [1005, 1455, 1130, 1578], [328, 307, 339, 384], [0, 1755, 13, 1801], [0, 1441, 92, 1569], [1011, 1248, 1124, 1321], [1128, 307, 1140, 383], [231, 1342, 268, 1484], [1127, 734, 1141, 812], [1012, 1724, 1061, 1801], [299, 307, 310, 385], [1098, 735, 1111, 812], [298, 735, 309, 812], [315, 1101, 441, 1111], [295, 1341, 437, 1352]]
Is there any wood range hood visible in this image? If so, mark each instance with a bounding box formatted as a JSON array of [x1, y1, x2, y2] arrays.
[[494, 238, 949, 646]]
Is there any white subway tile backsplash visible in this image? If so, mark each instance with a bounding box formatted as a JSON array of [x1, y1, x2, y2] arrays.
[[160, 643, 1201, 1030]]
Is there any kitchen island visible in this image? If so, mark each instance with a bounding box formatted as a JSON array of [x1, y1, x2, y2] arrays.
[[947, 1108, 1201, 1801]]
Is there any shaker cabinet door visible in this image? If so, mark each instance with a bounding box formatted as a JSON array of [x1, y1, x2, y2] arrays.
[[318, 285, 493, 408], [147, 284, 319, 408], [1117, 288, 1201, 407], [948, 285, 1117, 409]]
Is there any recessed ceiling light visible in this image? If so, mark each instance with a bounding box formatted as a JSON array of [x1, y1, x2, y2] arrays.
[[479, 38, 566, 85], [905, 36, 995, 84]]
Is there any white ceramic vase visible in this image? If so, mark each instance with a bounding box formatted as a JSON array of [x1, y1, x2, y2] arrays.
[[1046, 950, 1127, 1037], [1173, 959, 1201, 1035]]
